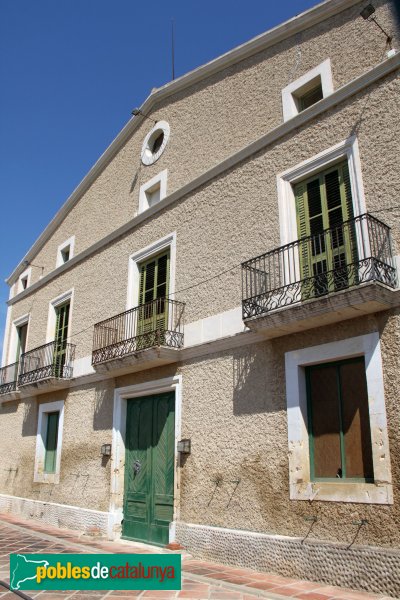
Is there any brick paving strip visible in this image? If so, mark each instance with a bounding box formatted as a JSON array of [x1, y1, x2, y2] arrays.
[[0, 514, 394, 600]]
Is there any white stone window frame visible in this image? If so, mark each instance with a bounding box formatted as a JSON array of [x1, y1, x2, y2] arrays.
[[7, 313, 30, 367], [277, 136, 366, 245], [108, 375, 182, 540], [138, 169, 168, 214], [18, 266, 32, 294], [56, 236, 75, 268], [126, 233, 176, 310], [34, 399, 65, 484], [282, 59, 333, 122], [285, 332, 393, 505], [46, 289, 74, 344], [141, 120, 170, 166]]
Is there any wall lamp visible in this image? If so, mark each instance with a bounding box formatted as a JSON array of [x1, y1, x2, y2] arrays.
[[101, 443, 111, 457], [360, 4, 394, 55], [131, 108, 157, 125], [177, 439, 191, 454]]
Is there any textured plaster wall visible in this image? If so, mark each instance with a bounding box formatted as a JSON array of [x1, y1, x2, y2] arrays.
[[5, 69, 400, 362], [9, 0, 399, 291], [0, 311, 399, 550], [0, 380, 114, 514]]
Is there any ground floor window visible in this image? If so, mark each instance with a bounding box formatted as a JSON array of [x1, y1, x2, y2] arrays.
[[285, 333, 393, 504], [34, 400, 64, 484], [44, 411, 60, 474], [306, 358, 373, 482]]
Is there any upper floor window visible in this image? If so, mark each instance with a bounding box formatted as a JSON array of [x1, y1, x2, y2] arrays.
[[282, 59, 333, 122], [139, 169, 168, 214], [56, 236, 75, 268], [18, 266, 31, 293]]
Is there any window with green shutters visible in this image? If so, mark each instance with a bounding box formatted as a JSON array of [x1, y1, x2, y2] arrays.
[[294, 161, 357, 298], [137, 252, 170, 339], [15, 323, 28, 362], [44, 411, 60, 473], [306, 358, 374, 482], [54, 302, 70, 377]]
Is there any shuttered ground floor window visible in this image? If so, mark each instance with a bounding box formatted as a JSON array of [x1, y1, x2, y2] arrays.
[[44, 411, 60, 474], [306, 357, 374, 482]]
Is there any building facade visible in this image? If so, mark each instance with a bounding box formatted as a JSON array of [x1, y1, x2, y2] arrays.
[[1, 0, 399, 595]]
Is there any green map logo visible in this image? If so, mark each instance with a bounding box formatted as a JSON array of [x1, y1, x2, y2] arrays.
[[10, 553, 181, 591]]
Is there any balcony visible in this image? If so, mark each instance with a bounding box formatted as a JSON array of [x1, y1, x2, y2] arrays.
[[92, 297, 185, 374], [242, 214, 398, 336], [18, 341, 76, 391], [0, 362, 20, 401]]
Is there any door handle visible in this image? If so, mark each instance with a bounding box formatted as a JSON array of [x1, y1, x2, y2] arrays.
[[133, 460, 141, 475]]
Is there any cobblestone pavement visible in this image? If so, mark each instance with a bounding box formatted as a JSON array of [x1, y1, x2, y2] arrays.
[[0, 514, 393, 600]]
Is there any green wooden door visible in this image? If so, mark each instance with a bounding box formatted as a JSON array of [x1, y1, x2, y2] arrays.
[[54, 303, 70, 377], [295, 161, 356, 298], [137, 252, 170, 347], [123, 392, 175, 546]]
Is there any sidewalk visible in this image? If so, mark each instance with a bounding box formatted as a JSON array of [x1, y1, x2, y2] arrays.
[[0, 514, 393, 600]]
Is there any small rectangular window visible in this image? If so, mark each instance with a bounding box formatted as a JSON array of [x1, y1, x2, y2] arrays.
[[44, 411, 60, 473], [61, 247, 70, 263], [298, 82, 323, 111], [306, 358, 374, 482], [145, 183, 161, 208]]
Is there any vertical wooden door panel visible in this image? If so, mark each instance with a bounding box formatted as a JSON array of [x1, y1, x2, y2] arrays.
[[123, 393, 175, 546]]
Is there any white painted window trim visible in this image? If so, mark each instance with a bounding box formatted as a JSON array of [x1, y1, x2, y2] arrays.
[[56, 236, 75, 268], [126, 232, 176, 310], [138, 169, 168, 214], [141, 120, 170, 166], [34, 400, 65, 484], [7, 313, 30, 366], [18, 267, 32, 294], [46, 289, 74, 344], [277, 136, 366, 247], [282, 58, 333, 121], [108, 375, 182, 541], [285, 332, 393, 505]]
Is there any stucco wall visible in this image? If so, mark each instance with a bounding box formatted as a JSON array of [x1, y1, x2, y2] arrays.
[[0, 380, 114, 513], [5, 68, 400, 363], [8, 0, 399, 292], [0, 310, 399, 549]]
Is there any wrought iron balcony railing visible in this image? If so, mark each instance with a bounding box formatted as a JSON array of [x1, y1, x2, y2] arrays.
[[0, 362, 19, 395], [242, 213, 397, 320], [92, 297, 185, 365], [18, 341, 76, 386]]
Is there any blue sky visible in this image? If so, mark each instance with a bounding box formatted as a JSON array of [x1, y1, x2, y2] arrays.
[[0, 0, 320, 349]]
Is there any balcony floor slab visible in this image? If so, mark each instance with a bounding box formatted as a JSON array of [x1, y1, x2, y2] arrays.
[[244, 282, 400, 337], [0, 390, 21, 403], [18, 377, 73, 397], [92, 346, 181, 376]]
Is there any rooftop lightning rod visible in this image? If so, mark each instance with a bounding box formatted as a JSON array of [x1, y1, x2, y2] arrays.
[[171, 19, 176, 81]]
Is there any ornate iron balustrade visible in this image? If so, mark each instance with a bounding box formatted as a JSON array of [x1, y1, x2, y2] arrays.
[[242, 213, 397, 320], [18, 341, 76, 386], [92, 298, 185, 365], [0, 362, 19, 395]]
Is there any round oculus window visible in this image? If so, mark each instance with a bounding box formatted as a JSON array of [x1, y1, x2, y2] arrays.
[[141, 121, 170, 165]]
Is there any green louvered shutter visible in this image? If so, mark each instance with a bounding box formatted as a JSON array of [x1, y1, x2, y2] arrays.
[[137, 252, 170, 345], [54, 303, 70, 377], [295, 161, 356, 299], [295, 181, 313, 299], [44, 412, 59, 473]]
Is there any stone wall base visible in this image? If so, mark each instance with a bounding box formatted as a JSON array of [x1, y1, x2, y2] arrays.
[[0, 493, 109, 536], [176, 521, 400, 598]]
